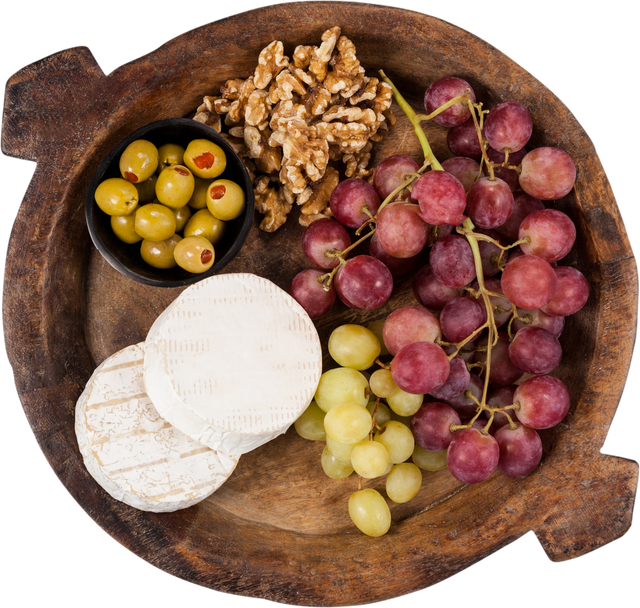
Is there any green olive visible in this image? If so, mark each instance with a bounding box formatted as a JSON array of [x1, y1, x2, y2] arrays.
[[183, 209, 226, 245], [157, 143, 185, 172], [206, 179, 245, 221], [140, 234, 182, 269], [183, 139, 226, 179], [134, 203, 176, 241], [187, 177, 212, 210], [173, 205, 192, 233], [95, 177, 139, 216], [173, 235, 215, 273], [133, 174, 158, 203], [111, 212, 142, 244], [119, 139, 158, 183], [156, 165, 195, 209]]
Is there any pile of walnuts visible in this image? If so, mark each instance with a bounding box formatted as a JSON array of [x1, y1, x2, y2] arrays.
[[194, 26, 395, 231]]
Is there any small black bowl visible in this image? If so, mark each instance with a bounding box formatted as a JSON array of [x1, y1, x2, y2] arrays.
[[86, 118, 254, 288]]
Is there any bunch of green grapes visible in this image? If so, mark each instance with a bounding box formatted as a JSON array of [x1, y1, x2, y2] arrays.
[[294, 322, 445, 537]]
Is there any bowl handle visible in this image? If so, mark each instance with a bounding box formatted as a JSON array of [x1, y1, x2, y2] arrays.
[[533, 453, 638, 561], [2, 46, 104, 162]]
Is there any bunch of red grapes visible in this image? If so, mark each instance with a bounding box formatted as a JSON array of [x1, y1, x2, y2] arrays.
[[290, 74, 588, 486]]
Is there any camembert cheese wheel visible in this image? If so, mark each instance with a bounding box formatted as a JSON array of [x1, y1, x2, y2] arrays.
[[75, 343, 239, 512], [144, 273, 323, 454]]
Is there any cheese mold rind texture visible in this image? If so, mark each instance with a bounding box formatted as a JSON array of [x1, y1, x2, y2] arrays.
[[75, 342, 239, 512], [143, 273, 323, 455]]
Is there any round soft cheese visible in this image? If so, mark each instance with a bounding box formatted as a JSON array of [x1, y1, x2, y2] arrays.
[[75, 343, 239, 512], [143, 273, 323, 454]]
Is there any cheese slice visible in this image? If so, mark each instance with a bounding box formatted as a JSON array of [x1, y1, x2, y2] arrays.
[[75, 343, 239, 512], [143, 273, 323, 454]]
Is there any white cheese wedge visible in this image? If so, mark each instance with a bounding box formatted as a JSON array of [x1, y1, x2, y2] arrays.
[[143, 273, 323, 455], [75, 343, 239, 512]]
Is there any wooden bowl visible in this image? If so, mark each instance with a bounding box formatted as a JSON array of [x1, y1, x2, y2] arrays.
[[86, 118, 254, 287], [2, 2, 638, 606]]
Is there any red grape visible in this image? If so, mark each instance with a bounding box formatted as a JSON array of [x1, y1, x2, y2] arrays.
[[390, 341, 450, 395], [376, 202, 428, 258], [501, 254, 557, 309], [512, 307, 565, 338], [334, 255, 393, 309], [382, 306, 442, 356], [330, 178, 381, 228], [373, 155, 420, 201], [519, 208, 576, 262], [447, 117, 483, 160], [508, 326, 562, 375], [424, 76, 476, 127], [301, 218, 350, 269], [485, 385, 517, 430], [474, 230, 508, 278], [541, 266, 590, 317], [475, 331, 523, 386], [514, 375, 570, 429], [519, 147, 576, 200], [466, 176, 514, 229], [289, 268, 336, 320], [447, 427, 499, 484], [430, 234, 477, 289], [441, 156, 481, 192], [429, 355, 471, 402], [369, 234, 420, 276], [495, 190, 544, 242], [412, 264, 463, 310], [440, 295, 486, 343], [412, 170, 467, 226], [495, 423, 543, 478], [484, 147, 528, 192], [484, 101, 533, 153], [411, 402, 461, 451], [444, 374, 483, 419]]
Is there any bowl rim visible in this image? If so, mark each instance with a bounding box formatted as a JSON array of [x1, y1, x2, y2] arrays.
[[85, 117, 255, 288]]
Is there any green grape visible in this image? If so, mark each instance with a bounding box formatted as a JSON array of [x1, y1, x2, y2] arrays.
[[314, 367, 369, 412], [140, 234, 182, 269], [328, 324, 381, 370], [351, 440, 389, 479], [206, 179, 245, 221], [119, 139, 158, 183], [95, 177, 139, 216], [387, 386, 423, 417], [369, 368, 397, 399], [156, 165, 195, 209], [366, 319, 390, 356], [324, 402, 372, 444], [348, 489, 391, 537], [184, 208, 226, 245], [374, 420, 415, 464], [173, 235, 215, 273], [386, 463, 422, 503], [412, 445, 448, 472], [366, 400, 391, 428], [134, 203, 176, 241], [321, 445, 354, 480], [111, 212, 141, 244], [184, 139, 227, 179], [294, 401, 326, 441], [325, 436, 359, 462]]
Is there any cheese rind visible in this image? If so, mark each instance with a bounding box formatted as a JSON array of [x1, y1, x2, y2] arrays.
[[75, 343, 239, 512], [143, 273, 323, 454]]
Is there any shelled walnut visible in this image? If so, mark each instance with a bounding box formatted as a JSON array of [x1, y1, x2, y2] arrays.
[[195, 26, 395, 231]]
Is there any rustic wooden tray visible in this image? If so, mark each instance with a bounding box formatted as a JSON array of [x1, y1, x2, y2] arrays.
[[2, 2, 638, 605]]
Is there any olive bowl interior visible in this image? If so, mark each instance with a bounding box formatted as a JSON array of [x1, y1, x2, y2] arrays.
[[85, 118, 255, 288]]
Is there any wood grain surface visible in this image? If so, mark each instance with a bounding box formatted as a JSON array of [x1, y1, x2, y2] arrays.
[[2, 2, 638, 606]]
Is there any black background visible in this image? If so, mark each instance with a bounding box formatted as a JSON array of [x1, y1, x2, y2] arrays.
[[0, 3, 640, 605]]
